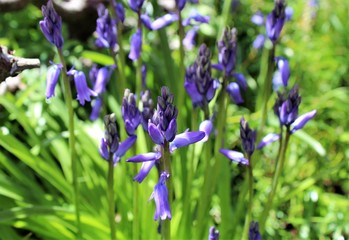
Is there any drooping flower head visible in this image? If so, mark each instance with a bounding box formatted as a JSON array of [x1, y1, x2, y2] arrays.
[[248, 221, 261, 240], [122, 89, 141, 136], [208, 226, 220, 240], [273, 57, 290, 90], [129, 28, 142, 61], [67, 69, 97, 106], [274, 85, 301, 127], [141, 90, 154, 131], [95, 5, 117, 50], [46, 62, 62, 99], [185, 44, 217, 109], [39, 0, 64, 48], [112, 0, 125, 23], [149, 172, 172, 220], [149, 87, 178, 144], [100, 113, 137, 165], [266, 0, 286, 43], [91, 65, 114, 95], [240, 117, 257, 156]]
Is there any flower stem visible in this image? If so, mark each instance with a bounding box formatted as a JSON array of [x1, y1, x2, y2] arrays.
[[161, 141, 172, 240], [107, 155, 116, 240], [133, 148, 140, 240], [176, 11, 186, 129], [258, 45, 275, 135], [242, 154, 254, 240], [259, 128, 290, 233], [56, 48, 81, 238]]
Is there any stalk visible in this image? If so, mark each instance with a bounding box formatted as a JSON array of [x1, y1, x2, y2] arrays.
[[258, 45, 275, 135], [242, 154, 254, 240], [259, 128, 291, 232], [57, 48, 81, 238], [160, 141, 172, 240], [176, 10, 186, 124], [107, 155, 116, 240]]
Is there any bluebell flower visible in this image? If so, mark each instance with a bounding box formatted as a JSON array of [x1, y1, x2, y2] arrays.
[[127, 87, 205, 182], [240, 117, 257, 156], [67, 69, 97, 106], [258, 85, 317, 148], [140, 90, 154, 131], [149, 172, 172, 220], [92, 66, 114, 95], [129, 0, 145, 13], [182, 10, 210, 26], [251, 11, 264, 26], [46, 62, 62, 99], [90, 98, 103, 121], [112, 0, 125, 23], [266, 0, 286, 43], [95, 5, 117, 50], [212, 27, 247, 104], [248, 221, 261, 240], [39, 0, 64, 48], [99, 113, 137, 165], [183, 26, 198, 50], [252, 34, 265, 49], [175, 0, 187, 11], [208, 226, 220, 240], [185, 44, 217, 109], [129, 28, 142, 61], [219, 149, 249, 165], [122, 89, 141, 136], [273, 57, 290, 90]]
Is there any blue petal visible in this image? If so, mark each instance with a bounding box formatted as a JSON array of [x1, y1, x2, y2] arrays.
[[252, 34, 265, 49], [149, 172, 172, 220], [170, 131, 205, 153], [140, 14, 153, 30], [182, 10, 209, 26], [129, 29, 142, 61], [291, 110, 317, 134], [183, 27, 198, 50], [127, 151, 162, 162], [46, 63, 62, 99], [257, 133, 280, 149], [99, 138, 110, 160], [226, 82, 244, 104], [114, 135, 137, 158], [151, 13, 178, 30], [90, 98, 103, 121], [199, 120, 213, 142], [165, 119, 177, 142], [251, 11, 264, 26], [93, 67, 109, 95], [219, 149, 249, 165], [148, 123, 164, 145], [133, 161, 156, 183], [233, 73, 247, 91], [212, 63, 224, 71]]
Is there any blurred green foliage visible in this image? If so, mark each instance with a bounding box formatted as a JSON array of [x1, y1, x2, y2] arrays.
[[0, 0, 348, 239]]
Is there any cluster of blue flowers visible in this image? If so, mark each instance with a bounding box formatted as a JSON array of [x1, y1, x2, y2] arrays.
[[39, 0, 318, 238]]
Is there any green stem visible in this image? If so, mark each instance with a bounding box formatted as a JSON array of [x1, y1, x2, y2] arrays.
[[133, 163, 139, 240], [242, 154, 253, 240], [161, 141, 172, 240], [258, 45, 275, 136], [109, 1, 126, 98], [176, 11, 186, 130], [196, 75, 229, 239], [259, 129, 291, 233], [109, 47, 126, 101], [57, 48, 81, 238], [107, 155, 116, 240]]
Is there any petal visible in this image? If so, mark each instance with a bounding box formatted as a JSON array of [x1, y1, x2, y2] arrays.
[[99, 138, 110, 160], [233, 73, 247, 90], [165, 119, 177, 142], [199, 120, 213, 142], [256, 133, 280, 149], [183, 27, 198, 50], [90, 98, 103, 121], [285, 6, 294, 21], [151, 13, 178, 30], [127, 151, 162, 162], [114, 135, 137, 157], [148, 123, 164, 145], [251, 11, 264, 26], [93, 67, 109, 95], [291, 110, 317, 134], [272, 71, 283, 91], [212, 63, 224, 71], [252, 34, 265, 49], [129, 29, 142, 61], [219, 149, 249, 165], [46, 63, 62, 98], [170, 131, 205, 153], [133, 161, 156, 183], [226, 82, 244, 104], [182, 10, 209, 26], [140, 14, 152, 30]]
